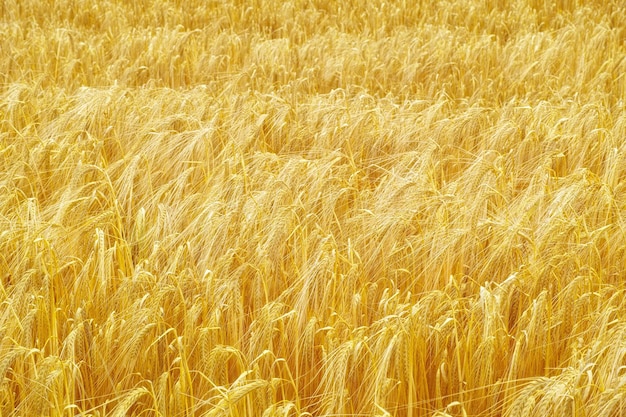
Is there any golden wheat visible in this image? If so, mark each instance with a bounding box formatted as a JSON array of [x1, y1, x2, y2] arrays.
[[1, 0, 626, 416]]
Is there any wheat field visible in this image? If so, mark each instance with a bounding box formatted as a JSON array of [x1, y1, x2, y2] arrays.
[[1, 0, 626, 416]]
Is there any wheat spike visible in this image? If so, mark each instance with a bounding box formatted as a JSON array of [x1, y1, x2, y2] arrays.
[[110, 387, 149, 417]]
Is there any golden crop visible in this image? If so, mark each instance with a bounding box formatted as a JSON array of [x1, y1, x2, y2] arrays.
[[1, 0, 626, 416]]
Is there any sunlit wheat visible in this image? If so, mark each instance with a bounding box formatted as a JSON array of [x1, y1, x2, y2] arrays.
[[1, 0, 626, 416]]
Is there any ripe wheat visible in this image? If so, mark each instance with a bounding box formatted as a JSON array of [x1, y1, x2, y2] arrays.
[[1, 0, 626, 415]]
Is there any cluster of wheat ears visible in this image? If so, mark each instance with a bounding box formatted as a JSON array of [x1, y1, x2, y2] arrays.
[[1, 0, 626, 416]]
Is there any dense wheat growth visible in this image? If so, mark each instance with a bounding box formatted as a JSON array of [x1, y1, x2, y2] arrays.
[[1, 0, 626, 415]]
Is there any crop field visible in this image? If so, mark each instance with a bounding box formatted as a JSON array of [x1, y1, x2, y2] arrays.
[[1, 0, 626, 416]]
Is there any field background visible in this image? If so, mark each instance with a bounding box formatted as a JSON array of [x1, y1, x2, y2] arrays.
[[1, 0, 626, 416]]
